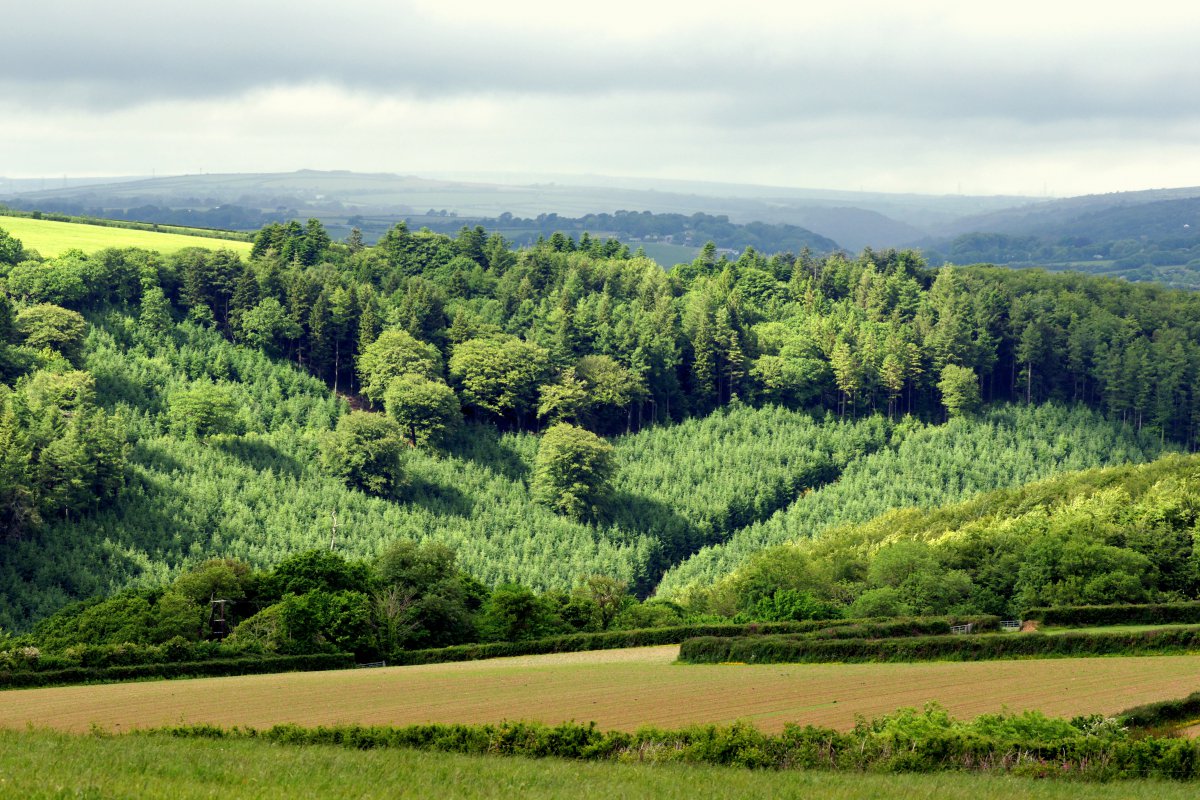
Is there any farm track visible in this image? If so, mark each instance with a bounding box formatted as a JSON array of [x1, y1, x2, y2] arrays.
[[5, 646, 1200, 734]]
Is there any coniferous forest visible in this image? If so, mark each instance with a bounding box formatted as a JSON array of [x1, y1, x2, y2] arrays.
[[1, 218, 1199, 639]]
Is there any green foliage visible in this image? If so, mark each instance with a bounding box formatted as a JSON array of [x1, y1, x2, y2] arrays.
[[679, 626, 1200, 664], [320, 411, 407, 497], [479, 584, 562, 642], [0, 367, 128, 538], [145, 707, 1200, 781], [5, 224, 1200, 638], [260, 550, 372, 601], [357, 329, 443, 405], [389, 619, 857, 666], [0, 653, 352, 689], [5, 255, 89, 305], [15, 303, 87, 363], [167, 382, 241, 437], [383, 373, 461, 447], [937, 364, 981, 417], [660, 405, 1169, 599], [532, 423, 615, 522], [0, 226, 23, 265], [449, 336, 550, 425], [237, 297, 301, 356], [1029, 602, 1200, 627], [691, 453, 1200, 619]]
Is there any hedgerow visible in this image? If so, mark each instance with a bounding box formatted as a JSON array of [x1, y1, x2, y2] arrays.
[[0, 653, 352, 689], [678, 627, 1200, 664], [145, 706, 1200, 780], [1028, 602, 1200, 627]]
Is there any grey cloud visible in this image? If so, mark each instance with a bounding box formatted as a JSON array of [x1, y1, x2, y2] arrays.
[[8, 1, 1200, 128]]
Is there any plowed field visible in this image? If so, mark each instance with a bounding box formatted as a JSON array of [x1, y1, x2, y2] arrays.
[[5, 646, 1200, 734]]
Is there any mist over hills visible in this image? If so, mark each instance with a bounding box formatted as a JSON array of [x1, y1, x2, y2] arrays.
[[5, 170, 1200, 287]]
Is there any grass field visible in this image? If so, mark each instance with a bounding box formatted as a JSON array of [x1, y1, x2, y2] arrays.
[[5, 646, 1200, 734], [2, 728, 1197, 800], [0, 215, 253, 256]]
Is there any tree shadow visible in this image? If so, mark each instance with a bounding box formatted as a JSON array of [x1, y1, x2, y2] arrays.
[[445, 423, 530, 482], [213, 435, 304, 479], [606, 490, 698, 572], [404, 474, 474, 519], [91, 367, 162, 416], [132, 441, 186, 474]]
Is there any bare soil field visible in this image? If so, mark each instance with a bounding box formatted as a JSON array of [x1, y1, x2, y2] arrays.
[[5, 646, 1200, 734]]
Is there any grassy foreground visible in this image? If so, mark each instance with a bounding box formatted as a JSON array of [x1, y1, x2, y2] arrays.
[[1, 728, 1196, 800], [0, 215, 253, 256]]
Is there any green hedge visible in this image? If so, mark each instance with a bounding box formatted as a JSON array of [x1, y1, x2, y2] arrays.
[[793, 617, 1000, 640], [1120, 691, 1200, 731], [389, 616, 999, 666], [0, 653, 353, 689], [1027, 602, 1200, 627], [388, 620, 855, 666], [146, 712, 1200, 781], [679, 628, 1200, 664]]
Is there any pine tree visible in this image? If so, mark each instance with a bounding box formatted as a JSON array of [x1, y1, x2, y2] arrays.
[[308, 291, 334, 383]]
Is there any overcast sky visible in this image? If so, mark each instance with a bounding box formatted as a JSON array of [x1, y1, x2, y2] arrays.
[[4, 1, 1199, 196]]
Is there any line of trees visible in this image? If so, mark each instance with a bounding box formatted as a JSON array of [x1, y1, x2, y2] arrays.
[[7, 221, 1200, 453]]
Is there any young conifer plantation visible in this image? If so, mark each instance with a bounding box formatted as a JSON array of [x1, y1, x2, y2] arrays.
[[0, 219, 1196, 642]]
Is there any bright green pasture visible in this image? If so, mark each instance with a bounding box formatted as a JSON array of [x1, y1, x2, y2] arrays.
[[0, 215, 252, 257], [1, 729, 1196, 800]]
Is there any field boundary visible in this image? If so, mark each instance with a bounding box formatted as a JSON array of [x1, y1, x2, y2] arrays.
[[0, 653, 352, 690], [388, 616, 998, 666], [136, 713, 1200, 781], [1028, 602, 1200, 628], [679, 627, 1200, 664]]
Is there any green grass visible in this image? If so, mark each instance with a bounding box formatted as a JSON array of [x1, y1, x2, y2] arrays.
[[0, 215, 253, 257], [1, 728, 1196, 800]]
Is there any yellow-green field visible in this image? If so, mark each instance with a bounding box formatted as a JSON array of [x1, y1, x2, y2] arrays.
[[8, 728, 1200, 800], [0, 215, 253, 256], [5, 646, 1200, 734]]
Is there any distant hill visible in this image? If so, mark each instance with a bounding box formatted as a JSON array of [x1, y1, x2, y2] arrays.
[[1, 169, 1033, 252], [11, 171, 1200, 288], [921, 188, 1200, 288], [935, 186, 1200, 238]]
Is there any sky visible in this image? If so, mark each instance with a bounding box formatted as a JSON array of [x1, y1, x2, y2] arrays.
[[4, 0, 1200, 197]]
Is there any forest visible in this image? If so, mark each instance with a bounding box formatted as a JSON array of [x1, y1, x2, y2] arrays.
[[1, 215, 1199, 634]]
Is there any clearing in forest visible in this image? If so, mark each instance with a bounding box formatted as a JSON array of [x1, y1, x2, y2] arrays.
[[4, 646, 1200, 734]]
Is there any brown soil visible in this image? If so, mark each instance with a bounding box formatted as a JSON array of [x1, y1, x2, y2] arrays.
[[4, 646, 1200, 736]]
